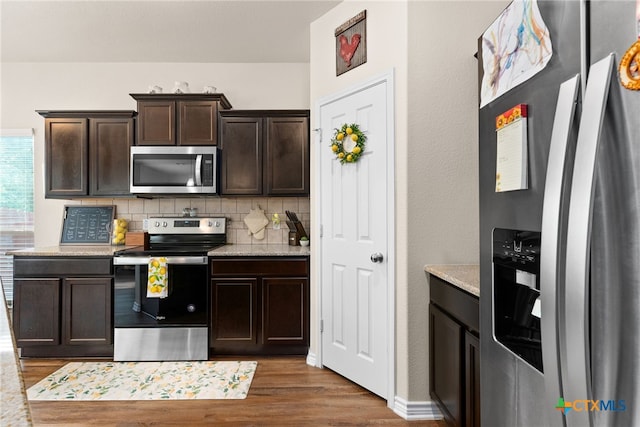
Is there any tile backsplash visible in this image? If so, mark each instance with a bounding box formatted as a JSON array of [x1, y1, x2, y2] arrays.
[[80, 197, 310, 245]]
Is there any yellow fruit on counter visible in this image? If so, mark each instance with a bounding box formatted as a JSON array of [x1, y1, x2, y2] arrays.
[[346, 127, 353, 135]]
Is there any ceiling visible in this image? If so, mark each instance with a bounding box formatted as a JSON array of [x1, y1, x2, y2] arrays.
[[0, 0, 341, 63]]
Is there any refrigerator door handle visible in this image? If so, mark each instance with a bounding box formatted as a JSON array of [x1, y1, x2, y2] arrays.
[[563, 53, 615, 427], [540, 74, 580, 427]]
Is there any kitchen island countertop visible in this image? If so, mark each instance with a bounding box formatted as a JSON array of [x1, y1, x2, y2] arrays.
[[1, 284, 32, 425], [425, 264, 479, 297]]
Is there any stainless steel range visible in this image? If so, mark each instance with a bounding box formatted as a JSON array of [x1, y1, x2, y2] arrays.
[[113, 217, 226, 361]]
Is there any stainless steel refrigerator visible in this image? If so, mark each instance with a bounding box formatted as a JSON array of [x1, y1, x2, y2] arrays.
[[478, 1, 640, 426]]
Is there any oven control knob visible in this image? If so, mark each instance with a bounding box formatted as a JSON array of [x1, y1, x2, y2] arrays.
[[162, 221, 168, 227], [187, 304, 196, 313], [214, 221, 220, 228], [154, 221, 160, 227]]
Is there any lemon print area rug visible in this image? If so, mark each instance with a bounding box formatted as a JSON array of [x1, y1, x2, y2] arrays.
[[27, 361, 257, 401]]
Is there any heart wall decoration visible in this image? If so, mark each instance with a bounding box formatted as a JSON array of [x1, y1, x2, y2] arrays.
[[335, 10, 367, 76]]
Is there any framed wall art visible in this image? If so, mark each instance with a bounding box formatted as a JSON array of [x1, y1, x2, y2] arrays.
[[335, 10, 367, 76]]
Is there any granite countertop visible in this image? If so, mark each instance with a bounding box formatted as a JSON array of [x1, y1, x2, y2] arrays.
[[6, 244, 310, 257], [7, 244, 310, 258], [1, 286, 32, 425], [6, 245, 134, 257], [425, 264, 480, 297], [209, 244, 310, 256]]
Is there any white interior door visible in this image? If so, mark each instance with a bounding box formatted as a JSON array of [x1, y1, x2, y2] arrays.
[[318, 75, 392, 399]]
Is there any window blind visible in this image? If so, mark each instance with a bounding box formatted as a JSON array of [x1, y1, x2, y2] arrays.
[[0, 129, 35, 304]]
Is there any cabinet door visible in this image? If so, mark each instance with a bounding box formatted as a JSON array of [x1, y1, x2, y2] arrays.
[[465, 331, 481, 427], [210, 278, 258, 348], [45, 118, 88, 197], [262, 277, 309, 346], [430, 303, 463, 427], [137, 100, 175, 145], [219, 117, 263, 195], [265, 116, 309, 195], [89, 117, 134, 196], [13, 278, 61, 346], [62, 277, 113, 346], [178, 100, 218, 145]]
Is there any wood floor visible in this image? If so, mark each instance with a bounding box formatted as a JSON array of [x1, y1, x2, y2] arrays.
[[21, 356, 448, 426]]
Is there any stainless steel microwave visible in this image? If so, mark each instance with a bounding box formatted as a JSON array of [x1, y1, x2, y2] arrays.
[[130, 146, 217, 195]]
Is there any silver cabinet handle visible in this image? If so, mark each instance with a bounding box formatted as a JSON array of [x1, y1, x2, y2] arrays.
[[370, 253, 383, 263]]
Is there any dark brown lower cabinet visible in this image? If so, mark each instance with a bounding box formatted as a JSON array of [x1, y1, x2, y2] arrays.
[[210, 257, 309, 355], [429, 275, 480, 427], [12, 257, 113, 357], [211, 278, 258, 346]]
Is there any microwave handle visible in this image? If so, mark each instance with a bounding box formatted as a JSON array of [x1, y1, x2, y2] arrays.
[[195, 155, 203, 186]]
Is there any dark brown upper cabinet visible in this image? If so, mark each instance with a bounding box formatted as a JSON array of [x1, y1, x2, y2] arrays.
[[219, 110, 309, 196], [131, 93, 232, 146], [37, 110, 135, 198]]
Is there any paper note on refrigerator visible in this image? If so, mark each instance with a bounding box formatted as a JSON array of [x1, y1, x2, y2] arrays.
[[495, 104, 528, 192]]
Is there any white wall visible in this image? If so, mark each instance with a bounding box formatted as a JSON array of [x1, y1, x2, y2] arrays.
[[406, 0, 509, 401], [0, 62, 309, 246]]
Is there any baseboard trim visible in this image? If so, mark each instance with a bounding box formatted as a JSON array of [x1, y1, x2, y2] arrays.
[[393, 396, 443, 420], [306, 350, 318, 367]]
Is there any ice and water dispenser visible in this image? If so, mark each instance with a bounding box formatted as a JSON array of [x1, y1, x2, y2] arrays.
[[493, 228, 543, 372]]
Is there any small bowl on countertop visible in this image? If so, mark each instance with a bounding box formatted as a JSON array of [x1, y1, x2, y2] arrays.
[[299, 239, 309, 247]]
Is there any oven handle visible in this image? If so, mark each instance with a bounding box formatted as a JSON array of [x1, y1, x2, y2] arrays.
[[113, 256, 208, 266]]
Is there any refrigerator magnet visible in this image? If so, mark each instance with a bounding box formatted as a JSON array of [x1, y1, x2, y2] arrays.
[[619, 0, 640, 90]]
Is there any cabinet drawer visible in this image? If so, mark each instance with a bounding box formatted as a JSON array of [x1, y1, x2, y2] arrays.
[[14, 257, 113, 277], [430, 275, 479, 333], [210, 258, 308, 276]]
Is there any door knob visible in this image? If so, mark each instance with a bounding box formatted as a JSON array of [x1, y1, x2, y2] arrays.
[[370, 252, 384, 263]]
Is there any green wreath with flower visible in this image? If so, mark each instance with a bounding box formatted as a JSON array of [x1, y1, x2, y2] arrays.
[[330, 123, 366, 164]]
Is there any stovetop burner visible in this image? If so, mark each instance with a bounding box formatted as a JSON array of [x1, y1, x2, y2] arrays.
[[114, 216, 227, 257]]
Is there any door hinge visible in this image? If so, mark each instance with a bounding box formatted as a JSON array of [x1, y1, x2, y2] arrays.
[[320, 319, 324, 333]]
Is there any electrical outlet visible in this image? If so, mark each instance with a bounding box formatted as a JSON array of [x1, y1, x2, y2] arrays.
[[142, 219, 149, 231]]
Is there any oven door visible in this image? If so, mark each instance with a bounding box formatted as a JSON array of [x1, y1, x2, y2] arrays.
[[130, 146, 216, 194], [113, 255, 209, 361]]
